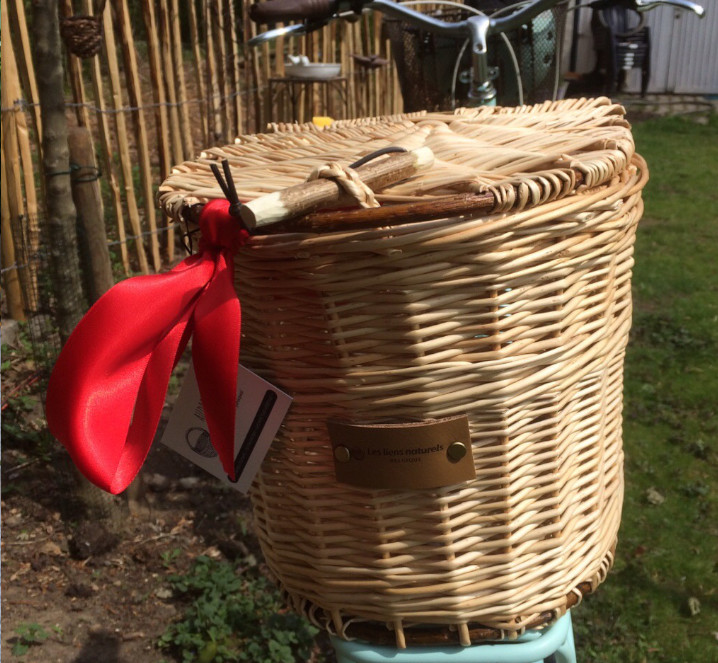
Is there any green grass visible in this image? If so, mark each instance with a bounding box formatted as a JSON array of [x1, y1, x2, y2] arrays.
[[573, 113, 718, 662]]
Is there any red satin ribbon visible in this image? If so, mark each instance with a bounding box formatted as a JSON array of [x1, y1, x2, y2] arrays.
[[46, 199, 249, 494]]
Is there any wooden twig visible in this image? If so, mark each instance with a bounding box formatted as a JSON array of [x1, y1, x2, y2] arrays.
[[240, 147, 435, 230], [259, 169, 587, 235], [263, 191, 497, 234]]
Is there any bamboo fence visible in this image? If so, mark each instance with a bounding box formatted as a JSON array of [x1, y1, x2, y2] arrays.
[[1, 0, 404, 320]]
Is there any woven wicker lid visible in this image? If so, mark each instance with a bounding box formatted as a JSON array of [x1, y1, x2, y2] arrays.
[[158, 97, 634, 229]]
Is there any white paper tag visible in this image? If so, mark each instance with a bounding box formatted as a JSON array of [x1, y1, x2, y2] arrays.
[[161, 365, 292, 493]]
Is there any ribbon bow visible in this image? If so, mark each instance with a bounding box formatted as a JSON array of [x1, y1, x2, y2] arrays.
[[46, 199, 249, 494]]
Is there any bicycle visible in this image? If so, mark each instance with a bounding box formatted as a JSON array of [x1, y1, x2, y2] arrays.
[[247, 0, 705, 110]]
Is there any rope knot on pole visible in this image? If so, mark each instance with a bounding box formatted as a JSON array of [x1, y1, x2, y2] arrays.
[[306, 163, 381, 209]]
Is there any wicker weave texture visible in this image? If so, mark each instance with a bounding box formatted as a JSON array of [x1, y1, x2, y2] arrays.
[[158, 98, 646, 646]]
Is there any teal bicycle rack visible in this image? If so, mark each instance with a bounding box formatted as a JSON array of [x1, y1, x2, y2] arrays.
[[330, 612, 576, 663]]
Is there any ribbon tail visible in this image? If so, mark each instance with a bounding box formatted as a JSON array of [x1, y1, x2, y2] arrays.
[[192, 251, 241, 480], [109, 321, 194, 494], [46, 257, 214, 494]]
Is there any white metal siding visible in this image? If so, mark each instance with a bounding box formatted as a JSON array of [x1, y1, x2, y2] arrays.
[[566, 2, 718, 95], [643, 5, 718, 94]]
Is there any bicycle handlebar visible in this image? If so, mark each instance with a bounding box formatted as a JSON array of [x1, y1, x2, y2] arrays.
[[249, 0, 705, 27], [248, 0, 705, 103], [249, 0, 560, 46], [635, 0, 704, 16], [250, 0, 337, 23]]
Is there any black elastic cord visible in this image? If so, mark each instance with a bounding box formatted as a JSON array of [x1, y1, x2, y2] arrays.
[[221, 159, 243, 219], [71, 164, 102, 183], [210, 159, 243, 219], [180, 226, 201, 256], [210, 162, 232, 200], [349, 146, 408, 169], [47, 163, 102, 182]]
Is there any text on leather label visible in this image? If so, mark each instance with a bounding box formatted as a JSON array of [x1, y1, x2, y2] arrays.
[[327, 415, 475, 490]]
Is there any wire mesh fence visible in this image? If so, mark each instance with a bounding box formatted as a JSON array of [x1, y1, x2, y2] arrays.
[[6, 214, 70, 376]]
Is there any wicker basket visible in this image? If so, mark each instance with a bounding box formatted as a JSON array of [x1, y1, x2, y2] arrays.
[[159, 97, 646, 647]]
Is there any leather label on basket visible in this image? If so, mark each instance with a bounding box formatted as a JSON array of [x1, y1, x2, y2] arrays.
[[327, 415, 475, 490]]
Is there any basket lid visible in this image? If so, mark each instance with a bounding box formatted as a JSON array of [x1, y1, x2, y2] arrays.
[[159, 97, 634, 233]]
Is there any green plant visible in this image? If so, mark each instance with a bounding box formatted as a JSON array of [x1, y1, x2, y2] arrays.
[[158, 556, 318, 663], [161, 547, 182, 568], [573, 113, 718, 663], [11, 622, 50, 656]]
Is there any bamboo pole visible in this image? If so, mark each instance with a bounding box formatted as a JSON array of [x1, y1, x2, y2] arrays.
[[324, 23, 333, 118], [141, 0, 172, 179], [227, 0, 243, 135], [260, 22, 272, 128], [59, 0, 92, 129], [16, 111, 40, 246], [246, 12, 263, 133], [5, 0, 44, 279], [385, 34, 394, 114], [394, 55, 403, 114], [1, 150, 26, 321], [79, 0, 129, 274], [240, 7, 250, 134], [2, 16, 40, 311], [171, 0, 194, 157], [68, 3, 123, 275], [101, 4, 150, 274], [142, 0, 175, 264], [205, 0, 222, 140], [274, 25, 286, 123], [188, 0, 209, 145], [276, 23, 286, 78], [159, 0, 184, 165], [15, 108, 42, 313], [4, 0, 43, 145], [310, 29, 320, 119], [340, 21, 351, 118], [349, 20, 359, 117], [115, 0, 161, 272], [214, 0, 231, 141], [373, 10, 382, 116], [1, 40, 28, 321]]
